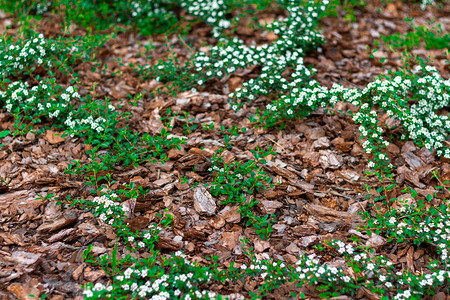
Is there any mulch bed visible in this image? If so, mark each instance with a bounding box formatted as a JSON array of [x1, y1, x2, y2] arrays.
[[0, 1, 449, 299]]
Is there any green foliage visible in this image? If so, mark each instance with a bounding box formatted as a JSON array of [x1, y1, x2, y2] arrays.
[[63, 0, 179, 35], [380, 23, 450, 50], [325, 0, 366, 22], [363, 191, 450, 265], [209, 146, 272, 204], [0, 30, 112, 135], [0, 0, 51, 16], [1, 0, 280, 37], [249, 57, 449, 174], [0, 130, 11, 148], [208, 139, 275, 239], [138, 0, 449, 177], [0, 0, 179, 35], [66, 126, 184, 180], [142, 0, 328, 96], [3, 0, 450, 299]]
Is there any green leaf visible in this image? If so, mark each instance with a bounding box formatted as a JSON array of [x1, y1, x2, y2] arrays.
[[0, 130, 11, 138]]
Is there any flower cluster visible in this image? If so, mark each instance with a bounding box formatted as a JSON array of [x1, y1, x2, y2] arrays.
[[35, 2, 51, 14], [366, 195, 450, 266], [0, 0, 52, 17], [64, 112, 107, 135], [292, 251, 354, 288], [0, 29, 109, 78], [4, 0, 180, 36], [74, 184, 450, 300], [228, 0, 327, 103], [0, 31, 120, 140], [150, 0, 328, 98], [89, 193, 128, 225], [129, 0, 170, 19], [233, 240, 449, 299], [0, 32, 54, 78], [420, 0, 435, 10], [0, 76, 118, 140], [84, 251, 215, 300], [0, 30, 100, 77], [327, 239, 449, 299], [120, 0, 179, 35], [260, 62, 450, 171], [145, 0, 448, 174], [181, 0, 232, 38], [0, 80, 78, 127]]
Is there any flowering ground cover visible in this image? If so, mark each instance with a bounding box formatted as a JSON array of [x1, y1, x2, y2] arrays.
[[0, 0, 449, 299]]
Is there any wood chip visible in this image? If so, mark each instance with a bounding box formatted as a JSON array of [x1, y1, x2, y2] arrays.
[[193, 186, 217, 216], [45, 130, 65, 144]]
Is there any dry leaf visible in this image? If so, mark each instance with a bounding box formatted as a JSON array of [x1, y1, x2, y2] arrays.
[[45, 130, 65, 144]]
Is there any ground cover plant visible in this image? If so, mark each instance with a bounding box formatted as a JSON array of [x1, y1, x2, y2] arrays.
[[0, 0, 450, 299], [379, 22, 450, 50]]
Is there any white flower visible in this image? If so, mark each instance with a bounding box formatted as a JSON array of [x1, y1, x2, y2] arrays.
[[124, 268, 133, 279]]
